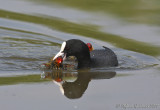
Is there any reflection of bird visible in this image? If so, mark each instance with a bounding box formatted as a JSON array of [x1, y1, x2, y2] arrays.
[[53, 39, 118, 69], [41, 69, 116, 99]]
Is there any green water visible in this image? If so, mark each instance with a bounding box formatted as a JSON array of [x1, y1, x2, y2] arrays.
[[0, 0, 160, 110]]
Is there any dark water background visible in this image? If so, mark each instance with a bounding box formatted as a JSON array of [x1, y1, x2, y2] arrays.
[[0, 0, 160, 110]]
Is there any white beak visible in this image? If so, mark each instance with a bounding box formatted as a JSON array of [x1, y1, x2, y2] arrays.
[[53, 51, 66, 61], [53, 41, 67, 60]]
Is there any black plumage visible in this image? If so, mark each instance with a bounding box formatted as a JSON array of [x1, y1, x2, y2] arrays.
[[90, 46, 118, 67], [54, 39, 118, 69]]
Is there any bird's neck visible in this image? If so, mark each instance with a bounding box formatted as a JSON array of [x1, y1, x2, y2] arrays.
[[76, 53, 91, 69]]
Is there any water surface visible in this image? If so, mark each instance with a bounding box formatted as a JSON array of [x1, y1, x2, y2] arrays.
[[0, 0, 160, 110]]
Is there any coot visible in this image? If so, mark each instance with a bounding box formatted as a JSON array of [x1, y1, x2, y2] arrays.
[[53, 39, 118, 69]]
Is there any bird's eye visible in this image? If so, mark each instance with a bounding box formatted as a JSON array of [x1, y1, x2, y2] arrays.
[[65, 46, 70, 50]]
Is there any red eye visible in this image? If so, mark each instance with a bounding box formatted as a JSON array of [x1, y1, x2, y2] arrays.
[[65, 46, 69, 50], [86, 43, 93, 51]]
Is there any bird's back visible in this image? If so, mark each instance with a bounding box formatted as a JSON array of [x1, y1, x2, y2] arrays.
[[90, 47, 118, 67]]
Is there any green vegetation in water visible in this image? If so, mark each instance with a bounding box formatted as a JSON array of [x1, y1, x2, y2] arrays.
[[3, 37, 60, 46], [116, 74, 132, 77], [0, 75, 50, 86], [34, 0, 160, 25], [0, 9, 160, 56], [0, 26, 61, 46]]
